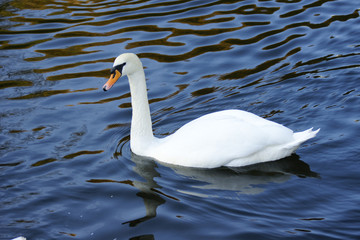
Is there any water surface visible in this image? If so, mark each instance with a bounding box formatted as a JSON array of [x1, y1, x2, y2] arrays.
[[1, 0, 360, 239]]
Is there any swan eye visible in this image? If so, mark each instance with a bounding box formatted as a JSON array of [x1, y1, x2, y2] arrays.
[[110, 63, 126, 76]]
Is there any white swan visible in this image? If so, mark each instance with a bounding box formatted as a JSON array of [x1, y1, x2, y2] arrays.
[[103, 53, 319, 168]]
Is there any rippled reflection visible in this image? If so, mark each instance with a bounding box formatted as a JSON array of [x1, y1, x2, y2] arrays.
[[88, 153, 318, 228], [135, 153, 318, 194]]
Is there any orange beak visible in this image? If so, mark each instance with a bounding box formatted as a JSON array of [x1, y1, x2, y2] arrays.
[[103, 69, 121, 91]]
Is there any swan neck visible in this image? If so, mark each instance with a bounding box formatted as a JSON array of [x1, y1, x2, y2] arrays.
[[128, 70, 154, 153]]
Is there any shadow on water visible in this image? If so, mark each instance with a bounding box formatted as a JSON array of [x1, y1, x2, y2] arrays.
[[89, 151, 318, 227], [170, 154, 319, 196]]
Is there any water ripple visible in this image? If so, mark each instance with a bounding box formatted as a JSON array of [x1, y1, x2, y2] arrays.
[[1, 0, 360, 239]]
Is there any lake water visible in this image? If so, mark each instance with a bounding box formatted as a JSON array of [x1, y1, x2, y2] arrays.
[[1, 0, 360, 239]]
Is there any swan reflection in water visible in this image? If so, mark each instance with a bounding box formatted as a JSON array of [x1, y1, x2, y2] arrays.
[[115, 153, 318, 227]]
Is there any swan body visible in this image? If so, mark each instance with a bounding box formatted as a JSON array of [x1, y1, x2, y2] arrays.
[[103, 53, 319, 168]]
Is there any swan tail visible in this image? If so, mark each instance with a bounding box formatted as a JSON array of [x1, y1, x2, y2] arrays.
[[285, 128, 320, 150]]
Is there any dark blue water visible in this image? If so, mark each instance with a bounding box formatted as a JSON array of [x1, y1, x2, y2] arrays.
[[1, 0, 360, 239]]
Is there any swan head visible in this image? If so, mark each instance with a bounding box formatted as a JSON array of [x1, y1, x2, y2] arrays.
[[103, 53, 143, 91]]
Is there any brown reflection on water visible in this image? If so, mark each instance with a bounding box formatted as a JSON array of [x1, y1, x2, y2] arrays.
[[27, 38, 129, 62], [0, 80, 33, 89], [221, 47, 301, 80], [279, 0, 339, 18], [8, 88, 97, 100], [2, 0, 357, 83], [171, 4, 279, 26], [46, 69, 109, 81], [34, 58, 112, 74]]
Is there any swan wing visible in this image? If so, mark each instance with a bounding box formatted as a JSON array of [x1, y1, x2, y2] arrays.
[[150, 110, 294, 168]]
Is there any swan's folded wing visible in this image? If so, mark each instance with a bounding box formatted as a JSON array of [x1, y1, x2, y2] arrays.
[[149, 110, 294, 168]]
